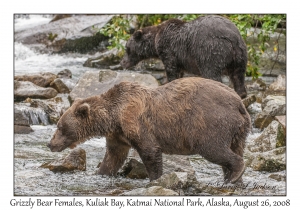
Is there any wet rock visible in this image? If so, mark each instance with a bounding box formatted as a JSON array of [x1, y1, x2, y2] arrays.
[[58, 32, 109, 54], [14, 80, 58, 101], [121, 186, 179, 196], [135, 58, 165, 71], [242, 94, 256, 108], [275, 115, 286, 130], [83, 48, 123, 68], [249, 147, 286, 172], [69, 70, 158, 103], [14, 125, 33, 134], [14, 72, 57, 87], [119, 158, 148, 179], [14, 108, 30, 126], [15, 15, 113, 45], [248, 121, 286, 153], [29, 96, 70, 124], [254, 95, 286, 129], [14, 109, 33, 134], [59, 78, 76, 91], [146, 155, 202, 195], [41, 148, 86, 172], [57, 69, 72, 78], [268, 173, 286, 181], [148, 172, 188, 189], [265, 75, 286, 96], [50, 78, 70, 93], [109, 64, 123, 70], [50, 14, 72, 22], [246, 78, 266, 91]]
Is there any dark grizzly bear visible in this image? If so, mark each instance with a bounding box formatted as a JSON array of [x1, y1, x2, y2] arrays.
[[120, 15, 248, 99], [48, 77, 251, 183]]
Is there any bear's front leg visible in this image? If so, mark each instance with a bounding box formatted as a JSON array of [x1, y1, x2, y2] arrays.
[[161, 58, 182, 83], [97, 135, 130, 176]]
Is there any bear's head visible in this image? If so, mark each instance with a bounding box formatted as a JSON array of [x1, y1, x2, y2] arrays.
[[47, 99, 94, 152], [120, 27, 158, 69]]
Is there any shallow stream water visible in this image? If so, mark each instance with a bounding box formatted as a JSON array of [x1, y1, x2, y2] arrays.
[[14, 15, 286, 196]]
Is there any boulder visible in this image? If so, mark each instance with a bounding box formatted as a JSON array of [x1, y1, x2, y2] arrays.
[[265, 75, 286, 96], [119, 158, 148, 179], [249, 147, 286, 172], [14, 72, 57, 87], [14, 80, 58, 101], [121, 186, 179, 196], [14, 125, 33, 134], [29, 96, 70, 124], [246, 78, 267, 91], [57, 69, 72, 78], [15, 15, 113, 45], [41, 148, 86, 172], [14, 108, 33, 134], [135, 58, 165, 71], [50, 78, 70, 93], [148, 172, 188, 189], [248, 120, 286, 153], [242, 94, 256, 108], [83, 48, 123, 69], [69, 70, 158, 103], [268, 173, 286, 181], [254, 95, 286, 129]]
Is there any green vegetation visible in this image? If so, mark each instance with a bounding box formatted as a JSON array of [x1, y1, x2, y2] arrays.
[[99, 14, 286, 79]]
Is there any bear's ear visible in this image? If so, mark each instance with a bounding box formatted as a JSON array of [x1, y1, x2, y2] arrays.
[[133, 30, 143, 40], [75, 103, 90, 118]]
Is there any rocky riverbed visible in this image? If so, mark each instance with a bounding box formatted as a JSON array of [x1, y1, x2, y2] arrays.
[[14, 14, 286, 196]]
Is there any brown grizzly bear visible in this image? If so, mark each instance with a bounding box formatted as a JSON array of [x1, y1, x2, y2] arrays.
[[48, 77, 251, 183], [120, 15, 248, 99]]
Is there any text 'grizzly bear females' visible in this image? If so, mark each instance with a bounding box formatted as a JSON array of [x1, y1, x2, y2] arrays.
[[120, 15, 248, 99], [48, 77, 251, 183]]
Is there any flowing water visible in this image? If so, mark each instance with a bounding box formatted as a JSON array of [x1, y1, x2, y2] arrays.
[[14, 15, 286, 196]]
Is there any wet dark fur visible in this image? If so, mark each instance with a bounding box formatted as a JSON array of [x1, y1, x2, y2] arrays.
[[48, 77, 251, 183], [121, 15, 248, 98]]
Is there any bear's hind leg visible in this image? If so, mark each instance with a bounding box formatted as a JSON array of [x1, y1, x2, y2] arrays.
[[135, 145, 163, 181], [201, 146, 245, 184]]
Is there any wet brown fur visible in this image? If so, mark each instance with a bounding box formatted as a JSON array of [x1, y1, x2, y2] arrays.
[[48, 77, 251, 183]]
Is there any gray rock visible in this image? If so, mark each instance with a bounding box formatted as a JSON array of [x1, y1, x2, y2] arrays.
[[135, 58, 165, 71], [14, 72, 57, 87], [254, 95, 286, 129], [268, 173, 286, 181], [69, 70, 158, 103], [14, 125, 33, 134], [29, 96, 70, 124], [50, 78, 70, 93], [269, 75, 286, 91], [14, 80, 58, 101], [246, 78, 266, 91], [15, 15, 113, 45], [266, 75, 286, 96], [248, 121, 286, 153], [41, 148, 86, 172], [242, 94, 256, 108], [57, 69, 72, 78], [249, 147, 286, 172], [83, 48, 123, 68], [14, 109, 33, 134], [119, 158, 148, 179], [14, 108, 30, 126], [121, 186, 179, 196]]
